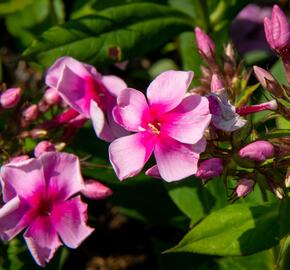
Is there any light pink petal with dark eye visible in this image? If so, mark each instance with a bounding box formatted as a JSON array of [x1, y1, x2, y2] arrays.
[[154, 136, 201, 182], [113, 88, 149, 132], [147, 70, 193, 114], [46, 56, 100, 88], [90, 100, 115, 142], [0, 197, 33, 241], [56, 65, 96, 118], [271, 5, 290, 48], [50, 196, 94, 248], [1, 158, 44, 202], [24, 216, 62, 267], [102, 75, 127, 97], [40, 152, 84, 201], [161, 94, 211, 144], [109, 132, 155, 180]]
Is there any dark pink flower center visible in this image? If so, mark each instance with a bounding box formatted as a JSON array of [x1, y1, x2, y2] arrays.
[[148, 121, 161, 134], [36, 198, 54, 216]]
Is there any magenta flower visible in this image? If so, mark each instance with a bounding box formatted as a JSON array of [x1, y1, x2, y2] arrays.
[[0, 152, 94, 266], [238, 140, 275, 162], [236, 100, 277, 116], [109, 70, 211, 182], [45, 56, 128, 142]]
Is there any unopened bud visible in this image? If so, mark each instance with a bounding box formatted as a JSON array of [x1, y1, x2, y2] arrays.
[[34, 141, 56, 158], [81, 180, 112, 200], [196, 158, 224, 181], [22, 104, 38, 121], [44, 88, 61, 105], [253, 66, 283, 97], [30, 129, 47, 139], [268, 180, 285, 199], [211, 74, 224, 93], [194, 27, 215, 59], [224, 43, 236, 63], [239, 140, 275, 162], [236, 100, 278, 116], [235, 178, 255, 197], [0, 87, 21, 108]]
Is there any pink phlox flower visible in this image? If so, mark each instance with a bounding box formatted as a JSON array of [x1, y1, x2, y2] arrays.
[[109, 70, 211, 182], [45, 56, 128, 142], [0, 152, 94, 266]]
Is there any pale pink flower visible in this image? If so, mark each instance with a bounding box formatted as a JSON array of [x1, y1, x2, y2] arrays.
[[109, 70, 211, 182], [45, 56, 128, 142], [0, 152, 94, 266]]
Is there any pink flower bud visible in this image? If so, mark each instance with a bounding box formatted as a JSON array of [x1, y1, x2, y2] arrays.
[[264, 5, 290, 52], [238, 140, 275, 162], [194, 27, 215, 58], [0, 87, 21, 108], [196, 158, 224, 181], [44, 88, 61, 105], [235, 178, 255, 197], [81, 180, 112, 200], [210, 74, 224, 93], [253, 66, 283, 97], [236, 100, 278, 116], [34, 141, 56, 158], [22, 104, 38, 121], [9, 155, 30, 164]]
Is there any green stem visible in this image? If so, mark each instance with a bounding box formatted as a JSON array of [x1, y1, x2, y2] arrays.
[[210, 0, 227, 25], [194, 0, 210, 32]]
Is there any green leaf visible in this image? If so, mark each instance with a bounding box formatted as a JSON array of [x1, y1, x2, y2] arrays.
[[236, 83, 260, 107], [0, 0, 33, 16], [260, 129, 290, 140], [23, 3, 193, 69], [168, 203, 280, 256]]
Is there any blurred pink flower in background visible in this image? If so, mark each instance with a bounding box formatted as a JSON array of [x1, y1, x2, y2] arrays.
[[0, 152, 94, 266]]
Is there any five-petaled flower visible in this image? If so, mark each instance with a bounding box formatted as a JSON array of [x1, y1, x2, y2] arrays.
[[0, 152, 94, 266], [46, 56, 128, 142], [108, 70, 211, 182]]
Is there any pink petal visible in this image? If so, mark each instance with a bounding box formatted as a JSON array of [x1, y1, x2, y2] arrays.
[[145, 165, 162, 179], [0, 197, 32, 241], [57, 64, 97, 118], [272, 5, 290, 48], [81, 180, 112, 200], [45, 56, 101, 89], [24, 216, 62, 267], [102, 75, 127, 97], [113, 88, 149, 132], [161, 94, 211, 144], [109, 132, 155, 180], [264, 17, 274, 49], [50, 196, 94, 248], [147, 70, 193, 114], [1, 158, 45, 202], [106, 106, 129, 138], [40, 152, 84, 201], [90, 100, 115, 142], [154, 136, 202, 182]]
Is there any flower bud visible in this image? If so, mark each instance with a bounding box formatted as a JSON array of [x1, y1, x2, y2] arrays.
[[22, 104, 38, 122], [253, 66, 283, 97], [196, 158, 224, 181], [30, 129, 47, 139], [235, 178, 255, 197], [264, 5, 290, 52], [44, 88, 61, 105], [81, 180, 112, 200], [238, 140, 275, 162], [0, 87, 21, 108], [194, 27, 215, 59], [34, 141, 56, 158], [210, 74, 224, 93], [236, 100, 278, 116]]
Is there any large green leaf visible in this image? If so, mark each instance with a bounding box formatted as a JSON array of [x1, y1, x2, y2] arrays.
[[168, 203, 280, 256], [0, 0, 33, 16], [23, 3, 193, 69]]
